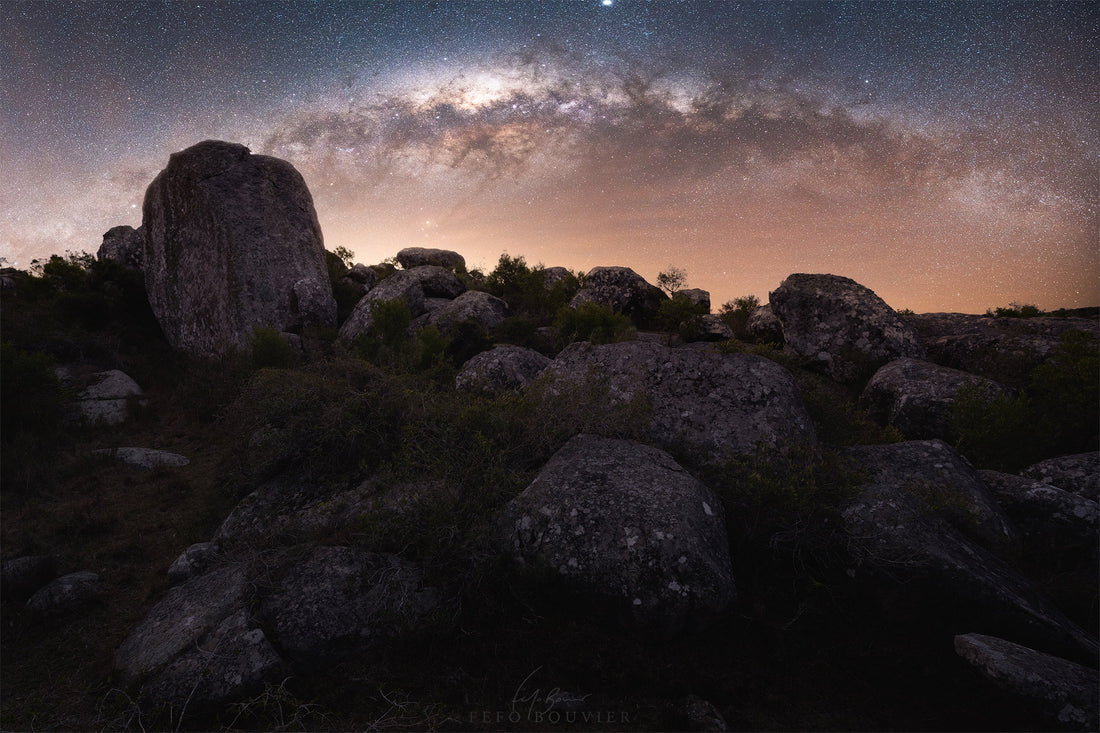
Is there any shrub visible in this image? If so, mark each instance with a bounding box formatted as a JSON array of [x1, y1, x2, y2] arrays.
[[719, 295, 760, 340], [553, 302, 636, 345], [950, 329, 1099, 470], [985, 301, 1043, 318], [231, 359, 405, 483], [658, 292, 708, 342], [250, 326, 299, 370], [656, 265, 687, 296], [484, 253, 578, 323], [1, 341, 65, 442]]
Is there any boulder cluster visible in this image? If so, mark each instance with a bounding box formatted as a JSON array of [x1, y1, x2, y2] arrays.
[[11, 140, 1093, 729]]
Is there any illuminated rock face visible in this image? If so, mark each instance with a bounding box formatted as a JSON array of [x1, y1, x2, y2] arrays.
[[769, 273, 925, 383], [497, 434, 735, 636], [142, 140, 335, 356]]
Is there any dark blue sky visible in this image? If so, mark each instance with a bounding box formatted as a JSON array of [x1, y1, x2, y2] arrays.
[[2, 1, 1096, 311]]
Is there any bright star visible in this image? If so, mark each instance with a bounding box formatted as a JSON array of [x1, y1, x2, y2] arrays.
[[602, 0, 613, 6]]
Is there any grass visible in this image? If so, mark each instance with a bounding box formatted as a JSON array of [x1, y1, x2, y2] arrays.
[[1, 256, 1091, 731]]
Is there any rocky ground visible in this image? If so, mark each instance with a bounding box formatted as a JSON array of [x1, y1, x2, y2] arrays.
[[1, 140, 1096, 731]]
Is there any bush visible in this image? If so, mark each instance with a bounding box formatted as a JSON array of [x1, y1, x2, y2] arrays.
[[484, 254, 578, 323], [250, 326, 299, 370], [985, 301, 1043, 318], [1, 341, 65, 442], [553, 302, 636, 345], [232, 360, 406, 483], [719, 295, 760, 340], [658, 292, 708, 342], [950, 329, 1099, 470]]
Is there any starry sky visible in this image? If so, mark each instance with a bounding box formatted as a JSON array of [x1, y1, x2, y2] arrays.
[[2, 1, 1097, 313]]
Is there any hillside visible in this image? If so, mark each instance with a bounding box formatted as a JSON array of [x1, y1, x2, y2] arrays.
[[1, 142, 1097, 732]]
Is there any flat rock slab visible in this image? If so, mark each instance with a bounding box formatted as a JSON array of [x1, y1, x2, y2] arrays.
[[955, 633, 1099, 731], [497, 434, 735, 635], [139, 609, 284, 716], [95, 447, 190, 471], [114, 564, 251, 685]]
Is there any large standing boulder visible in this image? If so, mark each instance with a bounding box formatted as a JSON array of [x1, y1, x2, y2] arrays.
[[570, 266, 666, 326], [769, 274, 926, 383], [955, 633, 1099, 731], [1022, 453, 1099, 502], [97, 225, 145, 269], [539, 340, 815, 467], [859, 358, 1005, 440], [395, 247, 466, 272], [841, 440, 1097, 661], [455, 345, 550, 394], [142, 140, 336, 356], [496, 435, 735, 635]]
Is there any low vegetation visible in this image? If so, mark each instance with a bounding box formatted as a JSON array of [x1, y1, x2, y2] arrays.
[[1, 251, 1093, 731]]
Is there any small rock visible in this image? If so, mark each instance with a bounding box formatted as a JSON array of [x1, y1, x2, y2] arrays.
[[26, 571, 100, 616], [747, 304, 783, 343], [425, 290, 510, 333], [1, 555, 58, 604], [677, 288, 710, 311], [455, 345, 550, 394], [405, 265, 465, 299], [97, 225, 145, 269], [570, 266, 666, 326], [683, 694, 728, 731], [167, 542, 222, 585], [75, 370, 145, 425], [337, 269, 426, 345]]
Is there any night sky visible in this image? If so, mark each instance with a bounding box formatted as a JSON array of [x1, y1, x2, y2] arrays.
[[2, 1, 1097, 313]]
